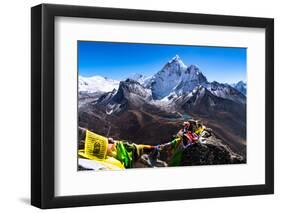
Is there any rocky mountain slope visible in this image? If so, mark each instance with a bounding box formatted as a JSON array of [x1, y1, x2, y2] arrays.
[[179, 135, 245, 166]]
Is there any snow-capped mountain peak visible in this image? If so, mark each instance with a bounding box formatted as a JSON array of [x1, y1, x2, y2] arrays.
[[164, 54, 187, 74], [231, 80, 247, 95], [187, 64, 201, 74], [79, 75, 119, 93], [169, 54, 183, 63], [146, 55, 208, 99]]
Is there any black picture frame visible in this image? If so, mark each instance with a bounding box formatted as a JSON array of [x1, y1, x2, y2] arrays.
[[31, 3, 274, 209]]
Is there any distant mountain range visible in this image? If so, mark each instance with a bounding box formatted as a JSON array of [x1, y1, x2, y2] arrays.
[[78, 55, 247, 157], [231, 81, 247, 96], [79, 75, 119, 93], [79, 55, 246, 101]]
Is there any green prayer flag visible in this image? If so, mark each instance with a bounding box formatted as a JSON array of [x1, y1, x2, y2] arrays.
[[116, 141, 133, 168]]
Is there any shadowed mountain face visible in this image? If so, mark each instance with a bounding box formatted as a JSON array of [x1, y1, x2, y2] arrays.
[[79, 79, 183, 145], [79, 55, 247, 158]]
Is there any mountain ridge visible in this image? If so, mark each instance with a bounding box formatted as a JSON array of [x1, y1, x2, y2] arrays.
[[79, 55, 246, 104]]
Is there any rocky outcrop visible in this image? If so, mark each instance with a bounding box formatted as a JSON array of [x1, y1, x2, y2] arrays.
[[180, 136, 245, 166]]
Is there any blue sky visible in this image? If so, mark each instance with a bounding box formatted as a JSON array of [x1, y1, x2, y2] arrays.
[[78, 41, 246, 84]]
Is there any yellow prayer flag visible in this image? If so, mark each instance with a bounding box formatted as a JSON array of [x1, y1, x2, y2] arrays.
[[84, 130, 108, 160]]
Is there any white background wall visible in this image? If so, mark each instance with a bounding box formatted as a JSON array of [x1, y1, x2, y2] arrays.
[[0, 0, 279, 212]]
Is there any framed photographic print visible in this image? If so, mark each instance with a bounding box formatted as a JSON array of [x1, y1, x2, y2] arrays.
[[31, 4, 274, 209]]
